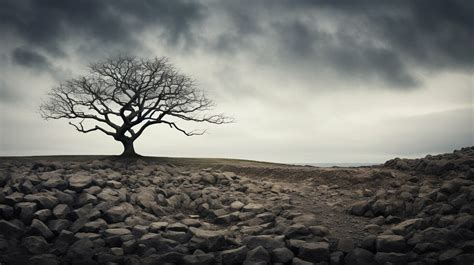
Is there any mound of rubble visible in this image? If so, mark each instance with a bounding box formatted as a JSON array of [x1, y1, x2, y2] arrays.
[[1, 159, 334, 265], [384, 146, 474, 176], [350, 148, 474, 265], [0, 147, 473, 265]]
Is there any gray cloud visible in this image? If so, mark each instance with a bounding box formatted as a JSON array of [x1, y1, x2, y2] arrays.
[[12, 47, 51, 69], [0, 0, 472, 161], [209, 0, 473, 88], [0, 0, 205, 56], [1, 0, 472, 89], [0, 80, 19, 103]]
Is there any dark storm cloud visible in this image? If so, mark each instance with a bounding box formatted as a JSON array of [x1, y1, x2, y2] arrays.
[[213, 0, 473, 88], [0, 0, 472, 89], [0, 0, 204, 56], [12, 47, 51, 69]]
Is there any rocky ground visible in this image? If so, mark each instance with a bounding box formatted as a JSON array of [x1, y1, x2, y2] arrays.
[[0, 147, 473, 265]]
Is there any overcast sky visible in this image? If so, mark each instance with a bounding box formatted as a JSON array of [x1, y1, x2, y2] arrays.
[[0, 0, 472, 163]]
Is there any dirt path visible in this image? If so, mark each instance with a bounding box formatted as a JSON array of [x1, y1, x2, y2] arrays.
[[278, 179, 373, 244]]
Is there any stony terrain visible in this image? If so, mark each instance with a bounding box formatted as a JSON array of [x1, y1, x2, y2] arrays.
[[0, 147, 473, 265]]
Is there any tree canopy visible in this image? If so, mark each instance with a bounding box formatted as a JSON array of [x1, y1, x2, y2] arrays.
[[40, 56, 231, 156]]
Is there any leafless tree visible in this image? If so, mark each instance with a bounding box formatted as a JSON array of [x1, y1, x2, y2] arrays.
[[40, 56, 231, 157]]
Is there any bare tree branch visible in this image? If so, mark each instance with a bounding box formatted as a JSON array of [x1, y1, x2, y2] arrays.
[[40, 55, 232, 156]]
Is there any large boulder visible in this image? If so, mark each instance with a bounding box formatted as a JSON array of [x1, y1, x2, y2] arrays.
[[189, 227, 227, 251], [350, 201, 370, 216], [0, 220, 24, 237], [104, 202, 135, 223], [298, 242, 330, 262], [376, 234, 406, 253], [22, 236, 49, 254], [244, 246, 270, 264], [182, 253, 215, 265], [15, 202, 38, 222], [135, 188, 156, 209], [24, 193, 59, 209], [66, 238, 95, 263], [242, 203, 265, 214], [30, 219, 54, 240], [43, 175, 67, 189], [242, 235, 286, 251], [68, 174, 93, 190], [392, 218, 425, 236], [220, 246, 248, 265], [344, 248, 375, 265], [271, 247, 294, 263], [374, 252, 408, 265]]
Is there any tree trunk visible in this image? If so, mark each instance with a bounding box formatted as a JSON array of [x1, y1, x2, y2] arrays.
[[120, 140, 138, 157]]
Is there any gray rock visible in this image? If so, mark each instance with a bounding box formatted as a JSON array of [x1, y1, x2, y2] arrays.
[[68, 174, 93, 190], [350, 201, 369, 216], [29, 254, 59, 265], [215, 212, 240, 225], [271, 247, 294, 263], [76, 193, 98, 206], [189, 227, 227, 251], [309, 225, 330, 237], [374, 252, 408, 265], [22, 236, 49, 254], [230, 201, 245, 211], [97, 188, 120, 202], [337, 238, 355, 253], [30, 219, 54, 240], [47, 219, 71, 233], [202, 173, 217, 184], [82, 218, 107, 232], [245, 246, 270, 263], [182, 253, 215, 265], [284, 224, 310, 238], [135, 188, 156, 209], [162, 231, 191, 244], [0, 219, 24, 237], [360, 235, 376, 252], [182, 218, 201, 227], [25, 193, 59, 209], [0, 204, 14, 219], [167, 222, 188, 232], [220, 246, 249, 265], [43, 176, 67, 189], [149, 221, 168, 232], [286, 239, 307, 252], [438, 248, 463, 264], [292, 257, 315, 265], [242, 235, 286, 251], [392, 218, 424, 236], [5, 192, 24, 205], [33, 209, 52, 222], [104, 202, 135, 223], [298, 242, 330, 262], [53, 230, 75, 254], [242, 203, 265, 213], [66, 238, 95, 262], [376, 234, 406, 253], [15, 202, 38, 222], [440, 179, 462, 194], [293, 214, 318, 226], [344, 248, 375, 265], [104, 228, 132, 237], [330, 251, 344, 265], [106, 180, 122, 189], [71, 203, 100, 220]]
